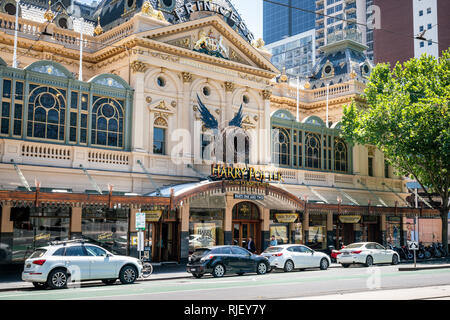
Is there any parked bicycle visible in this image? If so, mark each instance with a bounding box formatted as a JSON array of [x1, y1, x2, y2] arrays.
[[140, 258, 153, 278]]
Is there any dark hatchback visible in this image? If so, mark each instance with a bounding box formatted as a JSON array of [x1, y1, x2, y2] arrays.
[[186, 245, 270, 278]]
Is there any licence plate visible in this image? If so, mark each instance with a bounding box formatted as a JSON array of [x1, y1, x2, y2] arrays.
[[343, 252, 350, 255], [190, 268, 197, 272]]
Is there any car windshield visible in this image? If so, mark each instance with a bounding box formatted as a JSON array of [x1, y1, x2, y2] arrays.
[[345, 243, 365, 249], [29, 249, 47, 259], [263, 247, 283, 253]]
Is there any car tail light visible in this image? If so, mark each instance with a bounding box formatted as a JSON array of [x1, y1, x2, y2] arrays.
[[272, 253, 283, 257], [351, 250, 362, 254], [32, 259, 46, 265]]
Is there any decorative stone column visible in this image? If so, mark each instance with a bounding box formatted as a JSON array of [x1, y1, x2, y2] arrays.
[[130, 61, 149, 152], [70, 206, 83, 239], [224, 81, 235, 124], [0, 202, 13, 263], [181, 72, 194, 160], [261, 89, 272, 165]]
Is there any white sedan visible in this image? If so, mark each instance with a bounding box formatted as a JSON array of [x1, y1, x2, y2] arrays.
[[22, 240, 143, 289], [336, 242, 400, 267], [261, 244, 331, 272]]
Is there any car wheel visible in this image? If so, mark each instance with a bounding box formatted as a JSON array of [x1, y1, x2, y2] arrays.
[[320, 258, 329, 270], [392, 254, 399, 265], [256, 262, 268, 275], [212, 264, 225, 278], [32, 282, 48, 289], [365, 256, 374, 267], [102, 279, 117, 285], [284, 260, 294, 272], [342, 264, 350, 268], [193, 273, 204, 279], [47, 268, 68, 289], [119, 265, 138, 284]]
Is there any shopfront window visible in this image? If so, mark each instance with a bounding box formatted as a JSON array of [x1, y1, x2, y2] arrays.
[[11, 206, 70, 261], [386, 216, 401, 247], [189, 209, 224, 254], [308, 215, 327, 250], [82, 208, 129, 256]]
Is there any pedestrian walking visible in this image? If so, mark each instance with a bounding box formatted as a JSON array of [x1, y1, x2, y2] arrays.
[[247, 236, 256, 253], [270, 235, 278, 247]]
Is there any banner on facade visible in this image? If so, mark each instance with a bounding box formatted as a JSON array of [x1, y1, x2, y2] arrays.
[[136, 211, 146, 230], [234, 194, 264, 201], [339, 215, 361, 223], [143, 210, 163, 222], [308, 226, 325, 243], [275, 213, 298, 223]]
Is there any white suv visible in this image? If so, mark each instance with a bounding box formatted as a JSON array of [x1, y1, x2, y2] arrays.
[[22, 240, 143, 289]]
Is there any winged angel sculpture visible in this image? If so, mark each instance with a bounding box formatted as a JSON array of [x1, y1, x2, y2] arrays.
[[197, 94, 243, 131], [196, 95, 247, 163]]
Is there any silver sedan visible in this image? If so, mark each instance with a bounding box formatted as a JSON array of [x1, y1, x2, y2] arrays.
[[336, 242, 400, 267], [261, 244, 331, 272]]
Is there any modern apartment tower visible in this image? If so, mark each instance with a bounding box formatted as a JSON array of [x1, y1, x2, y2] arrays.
[[373, 0, 450, 65], [315, 0, 370, 59]]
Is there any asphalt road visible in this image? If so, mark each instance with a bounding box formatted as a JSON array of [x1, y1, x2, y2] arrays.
[[0, 264, 450, 300]]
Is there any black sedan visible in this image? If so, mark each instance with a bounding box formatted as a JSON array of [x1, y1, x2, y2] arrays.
[[187, 245, 270, 278]]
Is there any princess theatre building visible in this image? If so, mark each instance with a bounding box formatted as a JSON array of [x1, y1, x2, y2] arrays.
[[0, 0, 441, 264]]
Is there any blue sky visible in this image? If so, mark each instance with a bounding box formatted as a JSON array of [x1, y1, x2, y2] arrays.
[[231, 0, 263, 40]]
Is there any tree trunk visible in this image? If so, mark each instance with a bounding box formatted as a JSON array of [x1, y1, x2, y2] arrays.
[[441, 209, 449, 254]]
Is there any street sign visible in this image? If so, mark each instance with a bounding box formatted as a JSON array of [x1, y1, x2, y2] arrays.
[[408, 241, 419, 251], [137, 230, 144, 252], [136, 211, 146, 230]]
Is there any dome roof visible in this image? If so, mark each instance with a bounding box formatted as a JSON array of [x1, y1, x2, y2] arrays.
[[309, 31, 374, 89], [94, 0, 254, 42]]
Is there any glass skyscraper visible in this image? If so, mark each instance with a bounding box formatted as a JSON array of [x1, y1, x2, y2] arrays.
[[263, 0, 316, 45]]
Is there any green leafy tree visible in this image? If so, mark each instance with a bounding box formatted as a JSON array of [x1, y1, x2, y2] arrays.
[[341, 49, 450, 251]]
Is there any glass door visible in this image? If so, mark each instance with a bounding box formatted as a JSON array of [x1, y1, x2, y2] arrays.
[[233, 223, 256, 250]]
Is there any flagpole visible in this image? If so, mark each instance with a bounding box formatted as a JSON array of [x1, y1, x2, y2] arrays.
[[12, 0, 19, 68], [326, 83, 329, 127], [296, 76, 300, 122], [78, 18, 83, 81]]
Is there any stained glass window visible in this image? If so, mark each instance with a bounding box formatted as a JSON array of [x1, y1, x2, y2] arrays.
[[91, 96, 124, 148]]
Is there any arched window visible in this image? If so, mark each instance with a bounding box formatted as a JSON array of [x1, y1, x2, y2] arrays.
[[232, 202, 259, 220], [334, 138, 348, 172], [305, 133, 321, 169], [222, 128, 249, 164], [153, 117, 168, 155], [27, 85, 66, 141], [91, 97, 124, 148], [272, 127, 290, 166]]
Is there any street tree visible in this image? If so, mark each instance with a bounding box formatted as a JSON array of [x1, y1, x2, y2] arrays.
[[341, 49, 450, 251]]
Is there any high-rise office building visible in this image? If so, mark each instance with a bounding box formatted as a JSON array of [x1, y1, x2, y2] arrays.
[[263, 1, 316, 78], [263, 0, 316, 45], [373, 0, 450, 65]]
